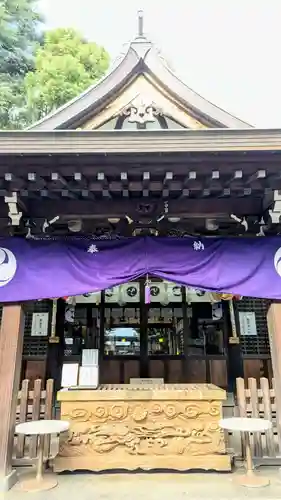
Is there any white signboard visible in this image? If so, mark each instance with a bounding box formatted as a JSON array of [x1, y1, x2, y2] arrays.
[[79, 366, 99, 388], [239, 311, 257, 336], [82, 349, 99, 367], [61, 363, 79, 388], [31, 313, 49, 337]]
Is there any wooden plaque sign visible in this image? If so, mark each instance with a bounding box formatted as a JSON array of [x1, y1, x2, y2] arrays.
[[130, 378, 164, 385]]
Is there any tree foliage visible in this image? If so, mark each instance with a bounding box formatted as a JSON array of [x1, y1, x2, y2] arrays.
[[0, 0, 42, 128], [25, 28, 110, 123]]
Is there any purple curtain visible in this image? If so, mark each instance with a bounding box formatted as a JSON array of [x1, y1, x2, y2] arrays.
[[0, 236, 280, 302]]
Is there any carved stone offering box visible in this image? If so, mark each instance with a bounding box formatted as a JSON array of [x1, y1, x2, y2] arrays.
[[55, 383, 231, 472]]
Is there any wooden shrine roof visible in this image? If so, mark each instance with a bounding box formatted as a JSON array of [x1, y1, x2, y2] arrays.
[[28, 30, 250, 131], [0, 128, 280, 237]]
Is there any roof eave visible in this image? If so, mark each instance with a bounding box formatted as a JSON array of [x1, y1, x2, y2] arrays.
[[0, 129, 280, 154], [144, 47, 252, 129], [28, 45, 141, 131]]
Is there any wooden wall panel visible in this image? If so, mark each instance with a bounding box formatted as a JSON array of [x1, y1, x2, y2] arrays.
[[100, 360, 120, 384], [24, 360, 46, 386], [209, 359, 227, 388], [267, 359, 273, 382], [243, 358, 273, 384], [243, 359, 263, 382], [149, 360, 164, 380], [186, 359, 206, 383], [168, 360, 182, 383], [124, 360, 139, 383]]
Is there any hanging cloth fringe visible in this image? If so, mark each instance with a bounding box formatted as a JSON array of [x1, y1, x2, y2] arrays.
[[145, 276, 151, 304]]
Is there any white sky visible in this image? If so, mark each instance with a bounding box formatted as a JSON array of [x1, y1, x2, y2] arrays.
[[38, 0, 281, 128]]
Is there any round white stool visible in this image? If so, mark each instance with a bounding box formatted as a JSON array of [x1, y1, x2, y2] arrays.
[[219, 417, 272, 488], [16, 419, 69, 492]]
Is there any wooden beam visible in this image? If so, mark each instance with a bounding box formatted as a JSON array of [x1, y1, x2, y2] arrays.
[[225, 170, 243, 188], [61, 190, 76, 199], [183, 172, 201, 192], [245, 170, 267, 185], [50, 173, 68, 187], [142, 172, 150, 197], [26, 197, 262, 219], [27, 173, 46, 189], [73, 172, 88, 190], [0, 304, 24, 491]]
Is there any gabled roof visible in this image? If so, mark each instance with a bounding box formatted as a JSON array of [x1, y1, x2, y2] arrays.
[[29, 30, 252, 131]]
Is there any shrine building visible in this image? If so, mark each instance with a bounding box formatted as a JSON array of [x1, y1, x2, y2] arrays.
[[1, 12, 281, 489]]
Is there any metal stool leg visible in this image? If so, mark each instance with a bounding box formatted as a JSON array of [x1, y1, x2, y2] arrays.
[[20, 434, 58, 492], [235, 432, 270, 488], [36, 434, 44, 481]]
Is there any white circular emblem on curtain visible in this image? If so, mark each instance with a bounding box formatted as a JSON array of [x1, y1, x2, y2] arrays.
[[0, 248, 17, 286], [274, 247, 281, 277]]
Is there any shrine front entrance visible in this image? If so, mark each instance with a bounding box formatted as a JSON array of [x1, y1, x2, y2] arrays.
[[60, 278, 231, 389]]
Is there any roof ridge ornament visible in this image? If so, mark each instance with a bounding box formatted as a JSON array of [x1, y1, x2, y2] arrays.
[[138, 10, 144, 37]]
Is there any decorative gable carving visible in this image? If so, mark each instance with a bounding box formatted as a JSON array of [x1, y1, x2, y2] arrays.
[[120, 96, 162, 125], [82, 76, 206, 131]]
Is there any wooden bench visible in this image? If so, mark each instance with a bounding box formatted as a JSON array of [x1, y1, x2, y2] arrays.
[[13, 379, 54, 465]]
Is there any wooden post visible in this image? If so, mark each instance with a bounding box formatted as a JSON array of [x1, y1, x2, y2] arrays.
[[139, 279, 148, 378], [182, 286, 191, 382], [46, 299, 65, 394], [267, 302, 281, 455], [0, 304, 24, 490], [224, 300, 243, 392]]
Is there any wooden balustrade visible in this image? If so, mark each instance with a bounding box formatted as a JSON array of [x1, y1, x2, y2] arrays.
[[13, 379, 54, 465], [235, 377, 281, 464]]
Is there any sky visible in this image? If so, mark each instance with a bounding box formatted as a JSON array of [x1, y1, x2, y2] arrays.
[[38, 0, 281, 128]]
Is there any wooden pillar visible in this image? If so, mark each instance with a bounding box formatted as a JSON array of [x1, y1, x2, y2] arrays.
[[224, 301, 243, 392], [267, 302, 281, 454], [99, 291, 105, 383], [0, 304, 24, 490], [46, 299, 65, 394], [182, 287, 191, 382], [139, 279, 148, 378]]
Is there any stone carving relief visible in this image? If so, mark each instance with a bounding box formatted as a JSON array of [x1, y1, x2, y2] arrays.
[[59, 401, 225, 458]]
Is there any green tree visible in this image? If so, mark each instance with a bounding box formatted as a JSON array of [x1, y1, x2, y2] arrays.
[[0, 0, 42, 129], [25, 28, 110, 123]]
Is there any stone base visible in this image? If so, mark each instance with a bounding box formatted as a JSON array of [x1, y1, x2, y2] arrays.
[[0, 469, 18, 492], [55, 454, 231, 473]]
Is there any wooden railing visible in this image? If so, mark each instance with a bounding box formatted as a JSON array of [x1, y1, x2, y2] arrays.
[[235, 377, 281, 463], [12, 377, 281, 465], [13, 379, 54, 464]]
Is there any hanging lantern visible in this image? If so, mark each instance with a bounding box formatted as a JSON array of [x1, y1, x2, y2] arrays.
[[160, 282, 169, 306]]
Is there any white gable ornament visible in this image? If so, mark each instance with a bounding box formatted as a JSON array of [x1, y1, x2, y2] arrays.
[[121, 97, 162, 125]]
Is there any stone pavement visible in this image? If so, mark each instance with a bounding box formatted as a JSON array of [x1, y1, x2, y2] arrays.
[[4, 467, 281, 499]]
